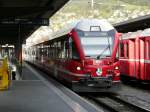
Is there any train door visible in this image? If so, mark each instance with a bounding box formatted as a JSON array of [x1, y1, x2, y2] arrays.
[[139, 37, 145, 80], [145, 37, 150, 80], [135, 37, 140, 80], [68, 37, 80, 73], [62, 38, 70, 78], [119, 40, 129, 76], [128, 39, 135, 78]]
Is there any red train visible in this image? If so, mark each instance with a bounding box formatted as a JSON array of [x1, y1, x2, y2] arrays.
[[119, 29, 150, 82], [24, 19, 121, 92]]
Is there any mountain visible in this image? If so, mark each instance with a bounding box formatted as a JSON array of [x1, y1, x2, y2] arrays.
[[50, 0, 150, 31]]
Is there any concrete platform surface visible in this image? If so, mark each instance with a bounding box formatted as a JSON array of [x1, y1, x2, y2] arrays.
[[0, 63, 101, 112], [0, 81, 76, 112]]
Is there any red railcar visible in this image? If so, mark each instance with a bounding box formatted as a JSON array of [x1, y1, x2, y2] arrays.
[[24, 19, 121, 92], [119, 29, 150, 81]]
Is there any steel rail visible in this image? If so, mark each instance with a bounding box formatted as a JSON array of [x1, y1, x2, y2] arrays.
[[87, 95, 119, 112], [109, 95, 150, 112], [87, 95, 150, 112]]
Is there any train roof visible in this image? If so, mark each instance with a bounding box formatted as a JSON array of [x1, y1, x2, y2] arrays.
[[122, 28, 150, 40], [141, 28, 150, 37], [49, 19, 115, 41], [121, 31, 142, 39]]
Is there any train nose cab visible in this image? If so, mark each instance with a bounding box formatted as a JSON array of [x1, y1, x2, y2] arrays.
[[82, 58, 120, 88], [71, 19, 120, 92]]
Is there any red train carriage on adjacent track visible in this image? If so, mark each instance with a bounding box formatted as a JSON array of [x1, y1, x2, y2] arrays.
[[119, 29, 150, 82], [24, 19, 121, 92]]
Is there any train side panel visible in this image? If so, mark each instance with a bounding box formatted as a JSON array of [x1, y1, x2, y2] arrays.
[[120, 30, 150, 81], [144, 37, 150, 80]]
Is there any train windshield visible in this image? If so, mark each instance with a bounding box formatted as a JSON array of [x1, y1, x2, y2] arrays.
[[77, 30, 115, 58]]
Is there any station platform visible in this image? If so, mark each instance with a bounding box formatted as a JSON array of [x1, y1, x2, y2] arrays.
[[0, 62, 100, 112]]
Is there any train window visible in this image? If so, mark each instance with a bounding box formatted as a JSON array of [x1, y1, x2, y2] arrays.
[[57, 41, 62, 59], [58, 41, 61, 58], [76, 30, 84, 36], [44, 47, 47, 57], [65, 41, 70, 58], [76, 30, 107, 37], [69, 38, 79, 59], [54, 42, 57, 58], [61, 41, 65, 59], [120, 42, 124, 57], [126, 43, 129, 58], [39, 48, 43, 56], [72, 42, 79, 59], [49, 44, 52, 58], [51, 44, 55, 58], [65, 41, 69, 49]]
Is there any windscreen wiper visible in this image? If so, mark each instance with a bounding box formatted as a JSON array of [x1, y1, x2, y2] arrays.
[[96, 45, 110, 59], [97, 35, 112, 59]]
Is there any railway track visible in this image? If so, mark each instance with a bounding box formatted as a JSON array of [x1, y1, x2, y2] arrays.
[[86, 95, 150, 112]]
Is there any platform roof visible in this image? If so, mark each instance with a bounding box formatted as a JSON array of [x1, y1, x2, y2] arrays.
[[114, 14, 150, 33], [0, 0, 69, 45], [1, 0, 150, 45]]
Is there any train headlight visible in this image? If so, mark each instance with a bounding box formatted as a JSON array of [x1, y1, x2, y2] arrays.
[[114, 66, 120, 76], [115, 66, 119, 70], [77, 66, 81, 71]]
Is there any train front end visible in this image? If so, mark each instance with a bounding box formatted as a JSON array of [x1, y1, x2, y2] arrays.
[[70, 19, 121, 92]]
